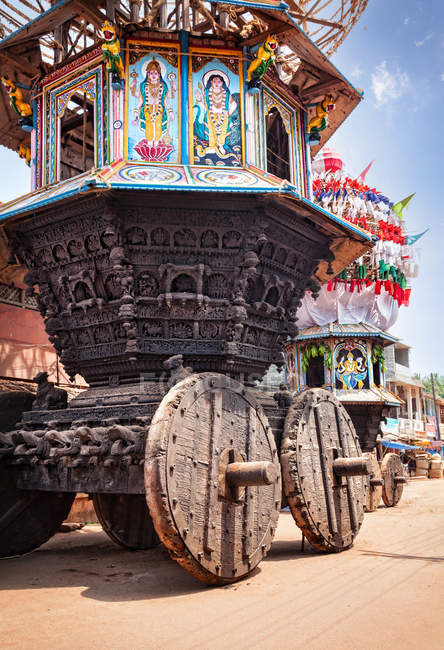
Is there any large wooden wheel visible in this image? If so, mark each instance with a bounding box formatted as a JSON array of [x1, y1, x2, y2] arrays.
[[0, 391, 34, 434], [145, 373, 281, 585], [381, 453, 406, 507], [281, 388, 369, 552], [93, 493, 159, 550], [0, 469, 75, 558], [363, 452, 382, 512]]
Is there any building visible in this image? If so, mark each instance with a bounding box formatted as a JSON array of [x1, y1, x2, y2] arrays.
[[385, 342, 424, 420], [385, 341, 442, 446]]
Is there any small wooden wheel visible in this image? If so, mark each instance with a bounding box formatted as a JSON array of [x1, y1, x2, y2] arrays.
[[0, 468, 75, 558], [93, 493, 159, 550], [145, 373, 281, 585], [364, 452, 382, 512], [381, 453, 406, 507], [281, 388, 369, 552]]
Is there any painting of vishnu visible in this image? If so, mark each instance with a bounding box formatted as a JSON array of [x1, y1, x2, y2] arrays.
[[127, 50, 179, 163], [335, 342, 369, 390], [192, 57, 242, 166]]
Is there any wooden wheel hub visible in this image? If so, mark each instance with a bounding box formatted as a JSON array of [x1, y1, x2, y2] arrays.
[[281, 388, 367, 552], [381, 453, 406, 507], [145, 373, 281, 585]]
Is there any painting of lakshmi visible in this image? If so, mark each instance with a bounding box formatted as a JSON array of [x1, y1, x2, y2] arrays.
[[335, 342, 369, 390], [192, 61, 242, 167], [128, 51, 179, 163]]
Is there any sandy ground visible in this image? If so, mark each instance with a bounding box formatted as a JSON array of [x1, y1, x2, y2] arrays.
[[1, 479, 443, 650]]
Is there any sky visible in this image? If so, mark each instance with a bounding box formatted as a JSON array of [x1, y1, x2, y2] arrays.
[[327, 0, 444, 377], [0, 0, 442, 376]]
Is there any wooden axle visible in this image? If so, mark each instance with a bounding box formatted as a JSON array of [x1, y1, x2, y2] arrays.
[[226, 461, 279, 487], [333, 457, 370, 477], [394, 476, 407, 485], [370, 477, 384, 487]]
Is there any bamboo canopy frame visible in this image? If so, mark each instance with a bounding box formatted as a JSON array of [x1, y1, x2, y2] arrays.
[[0, 0, 367, 62]]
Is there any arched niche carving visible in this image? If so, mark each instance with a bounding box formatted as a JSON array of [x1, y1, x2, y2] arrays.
[[201, 230, 219, 248], [222, 231, 242, 249], [171, 274, 197, 294], [74, 281, 93, 302], [126, 227, 147, 246], [204, 273, 229, 299], [151, 227, 170, 246], [264, 286, 280, 307], [174, 229, 196, 247]]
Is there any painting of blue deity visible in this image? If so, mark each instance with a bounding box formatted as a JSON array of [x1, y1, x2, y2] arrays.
[[127, 47, 180, 163], [334, 341, 369, 390], [191, 54, 242, 166]]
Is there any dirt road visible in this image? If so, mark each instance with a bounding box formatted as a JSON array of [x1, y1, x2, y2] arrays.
[[1, 479, 443, 650]]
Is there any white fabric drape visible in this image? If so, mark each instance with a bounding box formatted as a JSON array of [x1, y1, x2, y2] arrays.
[[296, 284, 399, 331]]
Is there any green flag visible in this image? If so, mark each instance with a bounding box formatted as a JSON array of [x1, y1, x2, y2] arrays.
[[392, 193, 415, 219]]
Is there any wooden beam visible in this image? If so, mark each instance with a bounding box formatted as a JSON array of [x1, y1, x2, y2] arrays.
[[301, 78, 345, 101], [289, 12, 343, 30], [0, 50, 36, 77]]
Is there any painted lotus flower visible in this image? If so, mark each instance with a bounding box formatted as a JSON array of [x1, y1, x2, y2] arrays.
[[134, 139, 174, 162]]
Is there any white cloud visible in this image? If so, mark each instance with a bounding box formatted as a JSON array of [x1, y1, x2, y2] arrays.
[[350, 65, 363, 80], [441, 73, 444, 81], [371, 60, 409, 107], [414, 33, 433, 47], [404, 17, 410, 25]]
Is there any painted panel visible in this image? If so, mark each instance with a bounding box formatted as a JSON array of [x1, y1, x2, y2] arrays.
[[189, 49, 243, 167], [126, 41, 181, 163], [334, 340, 369, 390]]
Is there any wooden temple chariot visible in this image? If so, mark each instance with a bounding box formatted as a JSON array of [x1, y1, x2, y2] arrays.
[[0, 0, 378, 584]]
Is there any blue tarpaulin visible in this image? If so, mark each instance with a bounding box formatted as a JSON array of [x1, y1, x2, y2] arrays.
[[381, 439, 418, 451]]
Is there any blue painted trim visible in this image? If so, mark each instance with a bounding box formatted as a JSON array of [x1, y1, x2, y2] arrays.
[[299, 197, 373, 241], [179, 30, 189, 164], [366, 339, 373, 386], [0, 0, 73, 48], [206, 0, 289, 11], [294, 331, 397, 343], [302, 111, 312, 200], [242, 46, 249, 165]]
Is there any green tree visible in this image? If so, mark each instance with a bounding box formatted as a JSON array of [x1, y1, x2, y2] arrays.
[[413, 373, 444, 398]]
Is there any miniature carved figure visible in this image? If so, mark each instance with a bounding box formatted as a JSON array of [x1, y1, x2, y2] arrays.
[[1, 76, 33, 129], [100, 21, 124, 89], [307, 94, 335, 144], [32, 372, 68, 410], [18, 143, 31, 166], [246, 33, 279, 90], [163, 354, 193, 387]]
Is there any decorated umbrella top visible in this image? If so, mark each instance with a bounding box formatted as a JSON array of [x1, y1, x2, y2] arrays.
[[296, 150, 426, 331]]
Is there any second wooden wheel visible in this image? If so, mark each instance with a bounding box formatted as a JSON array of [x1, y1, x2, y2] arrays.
[[0, 468, 75, 558], [364, 452, 382, 512], [145, 373, 281, 585], [93, 493, 159, 550], [281, 388, 369, 552], [381, 453, 406, 507]]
